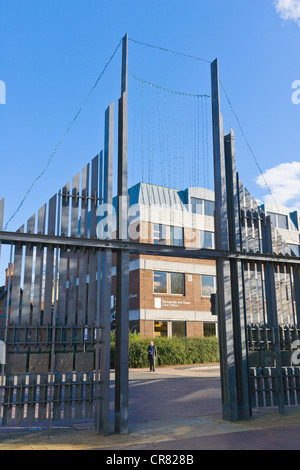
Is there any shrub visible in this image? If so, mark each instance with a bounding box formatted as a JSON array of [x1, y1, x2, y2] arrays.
[[110, 332, 219, 368]]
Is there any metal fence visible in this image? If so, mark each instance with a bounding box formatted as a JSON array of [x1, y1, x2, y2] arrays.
[[0, 98, 115, 433], [212, 58, 300, 420], [0, 36, 300, 435]]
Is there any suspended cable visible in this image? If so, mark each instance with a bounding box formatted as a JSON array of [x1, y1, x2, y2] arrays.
[[178, 92, 185, 191], [219, 78, 280, 212], [131, 75, 210, 98], [157, 86, 165, 187], [129, 37, 211, 64], [130, 37, 280, 210], [4, 39, 122, 230], [204, 96, 210, 191], [139, 80, 145, 182], [200, 96, 206, 189]]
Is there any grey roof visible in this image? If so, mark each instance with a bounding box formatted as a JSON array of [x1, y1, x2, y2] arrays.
[[113, 183, 187, 210]]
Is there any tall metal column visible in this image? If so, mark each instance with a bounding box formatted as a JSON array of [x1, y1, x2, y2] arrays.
[[211, 58, 238, 421], [262, 217, 285, 415], [115, 33, 130, 434], [224, 129, 251, 420], [98, 103, 114, 435]]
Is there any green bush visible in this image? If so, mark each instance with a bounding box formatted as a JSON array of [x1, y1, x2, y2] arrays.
[[110, 332, 219, 369]]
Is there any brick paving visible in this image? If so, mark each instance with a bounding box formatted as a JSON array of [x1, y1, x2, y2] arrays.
[[1, 364, 300, 450], [128, 374, 222, 424]]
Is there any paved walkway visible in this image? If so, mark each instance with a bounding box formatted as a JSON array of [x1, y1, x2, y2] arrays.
[[1, 364, 300, 450]]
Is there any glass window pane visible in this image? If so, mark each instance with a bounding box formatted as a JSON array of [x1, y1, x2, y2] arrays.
[[154, 271, 167, 293], [203, 323, 216, 337], [172, 322, 186, 337], [153, 224, 167, 245], [277, 214, 288, 230], [190, 197, 203, 215], [170, 273, 185, 294], [170, 226, 184, 246], [155, 321, 168, 337], [200, 231, 214, 249], [201, 275, 216, 297], [204, 200, 215, 217]]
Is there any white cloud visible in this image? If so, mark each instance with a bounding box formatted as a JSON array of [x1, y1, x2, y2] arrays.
[[256, 161, 300, 210], [274, 0, 300, 25]]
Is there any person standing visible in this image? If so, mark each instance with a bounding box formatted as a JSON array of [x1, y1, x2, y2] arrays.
[[147, 341, 157, 372]]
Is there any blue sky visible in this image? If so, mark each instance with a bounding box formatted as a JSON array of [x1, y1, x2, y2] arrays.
[[0, 0, 299, 237]]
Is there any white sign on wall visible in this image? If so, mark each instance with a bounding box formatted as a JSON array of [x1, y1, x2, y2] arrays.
[[0, 341, 6, 365]]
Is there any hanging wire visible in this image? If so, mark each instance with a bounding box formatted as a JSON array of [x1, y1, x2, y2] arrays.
[[130, 75, 139, 187], [219, 78, 280, 212], [129, 37, 211, 64], [139, 80, 145, 182], [131, 75, 211, 191], [130, 37, 281, 210], [131, 75, 209, 98], [4, 39, 122, 230], [157, 86, 165, 187], [171, 88, 177, 188], [204, 96, 210, 190], [200, 97, 206, 189], [165, 87, 172, 187], [178, 92, 185, 190], [145, 82, 151, 184]]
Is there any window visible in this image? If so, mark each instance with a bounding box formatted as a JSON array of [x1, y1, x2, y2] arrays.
[[155, 321, 168, 337], [268, 212, 289, 230], [170, 273, 185, 295], [170, 226, 184, 247], [172, 321, 186, 337], [190, 197, 215, 217], [201, 275, 216, 297], [277, 214, 289, 230], [190, 197, 203, 215], [153, 271, 185, 295], [153, 224, 167, 245], [154, 272, 167, 294], [204, 200, 215, 217], [203, 323, 216, 337], [200, 231, 215, 249]]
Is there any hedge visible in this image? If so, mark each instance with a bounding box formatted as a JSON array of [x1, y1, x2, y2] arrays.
[[110, 332, 219, 368]]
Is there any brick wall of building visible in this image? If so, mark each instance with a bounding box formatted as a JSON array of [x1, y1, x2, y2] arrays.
[[111, 219, 217, 339]]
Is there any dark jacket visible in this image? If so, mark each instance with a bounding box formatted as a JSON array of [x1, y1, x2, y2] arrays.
[[147, 344, 157, 360]]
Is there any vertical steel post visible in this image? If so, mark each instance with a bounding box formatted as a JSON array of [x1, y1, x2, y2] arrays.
[[48, 192, 61, 436], [115, 33, 130, 434], [224, 129, 251, 420], [98, 103, 114, 435], [211, 58, 238, 421], [0, 241, 12, 421], [262, 217, 285, 415]]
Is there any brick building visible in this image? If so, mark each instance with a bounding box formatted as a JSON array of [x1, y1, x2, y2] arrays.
[[110, 184, 300, 339], [111, 182, 218, 339]]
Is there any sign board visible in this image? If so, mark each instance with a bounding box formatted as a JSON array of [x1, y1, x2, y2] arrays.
[[0, 341, 6, 365]]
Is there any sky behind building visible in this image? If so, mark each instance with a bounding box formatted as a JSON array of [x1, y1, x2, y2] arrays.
[[0, 0, 299, 235]]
